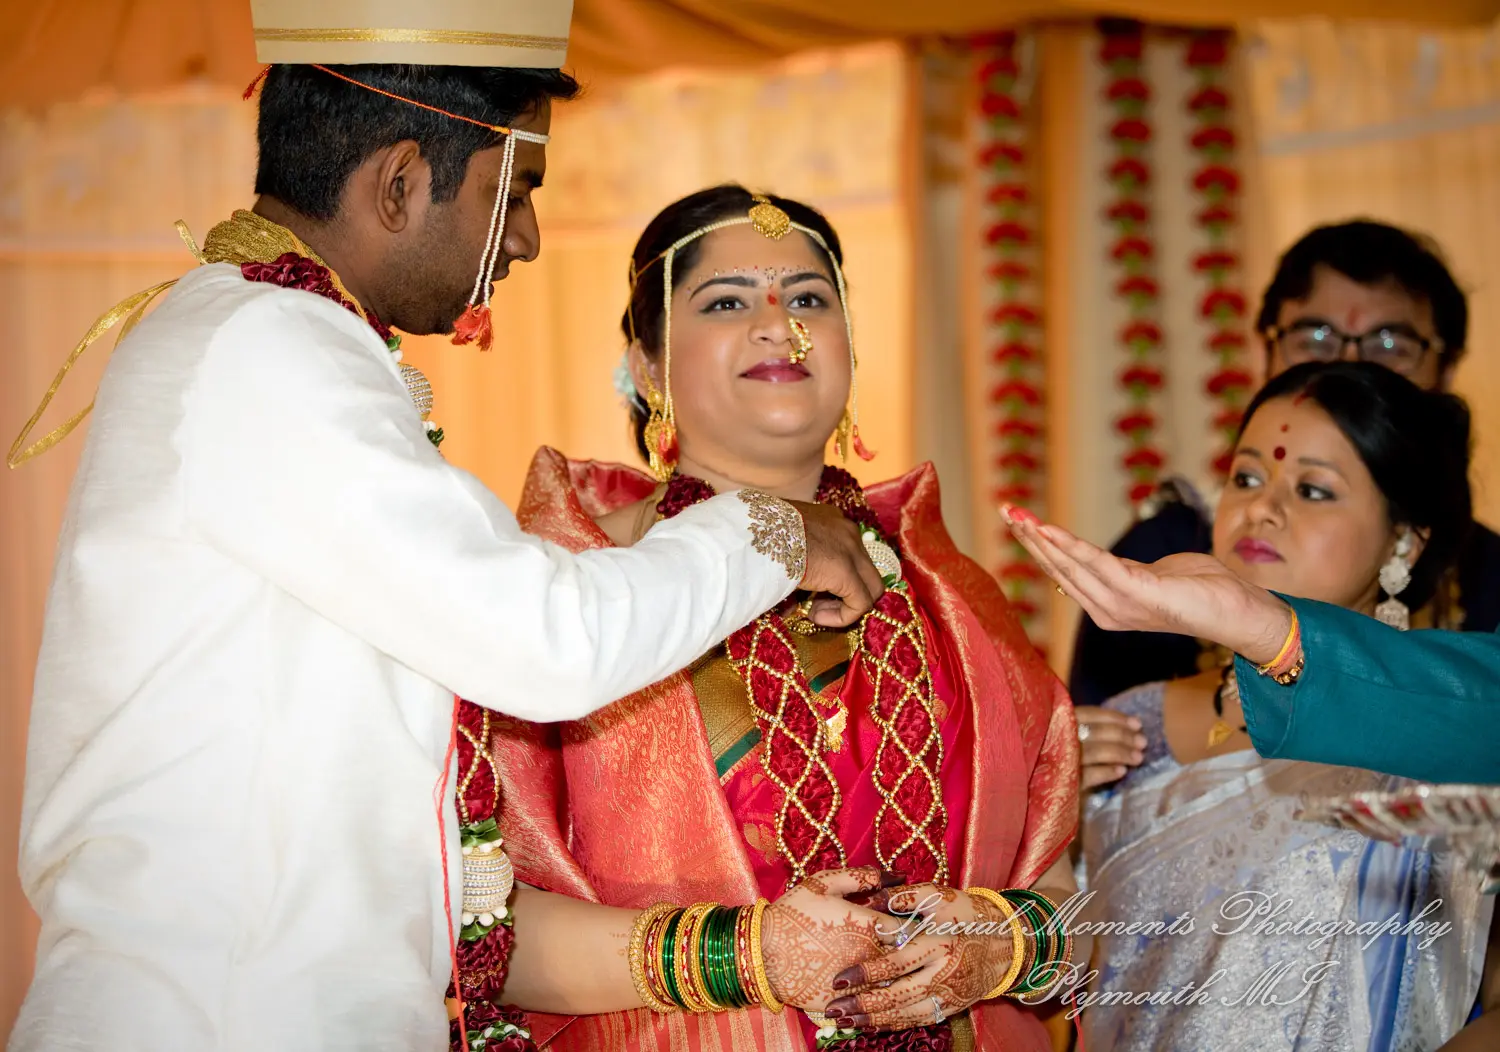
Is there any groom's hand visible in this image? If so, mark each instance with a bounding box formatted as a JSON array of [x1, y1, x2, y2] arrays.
[[789, 501, 885, 627]]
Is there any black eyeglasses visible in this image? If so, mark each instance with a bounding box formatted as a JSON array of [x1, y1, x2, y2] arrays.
[[1265, 321, 1438, 375]]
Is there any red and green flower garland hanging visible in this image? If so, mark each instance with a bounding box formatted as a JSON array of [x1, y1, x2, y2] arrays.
[[1185, 30, 1253, 476], [1100, 22, 1168, 508], [976, 30, 1048, 632]]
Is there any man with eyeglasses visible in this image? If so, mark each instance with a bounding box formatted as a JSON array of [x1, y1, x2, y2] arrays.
[[1068, 219, 1500, 710]]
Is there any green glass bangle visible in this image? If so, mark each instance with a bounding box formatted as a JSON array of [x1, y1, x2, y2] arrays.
[[704, 906, 739, 1009], [660, 908, 685, 1009], [716, 906, 748, 1008], [1002, 892, 1064, 994], [1007, 899, 1052, 994], [700, 906, 730, 1007]]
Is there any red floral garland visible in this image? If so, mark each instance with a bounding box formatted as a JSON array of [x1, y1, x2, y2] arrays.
[[1100, 21, 1168, 507], [238, 254, 525, 1052], [1185, 30, 1253, 476], [976, 31, 1048, 633]]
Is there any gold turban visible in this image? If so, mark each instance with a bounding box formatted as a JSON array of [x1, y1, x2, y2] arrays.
[[250, 0, 573, 69]]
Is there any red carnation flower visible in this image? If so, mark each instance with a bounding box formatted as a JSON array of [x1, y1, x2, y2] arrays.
[[1111, 235, 1154, 262], [1106, 77, 1151, 103], [1196, 203, 1236, 226], [1128, 481, 1158, 504], [1108, 157, 1151, 187], [1193, 165, 1241, 194], [986, 220, 1031, 245], [1212, 448, 1236, 475], [1106, 199, 1150, 224], [998, 450, 1041, 472], [1009, 597, 1040, 620], [457, 932, 513, 1002], [994, 482, 1037, 503], [1121, 320, 1163, 346], [977, 55, 1020, 84], [979, 142, 1026, 167], [999, 562, 1044, 584], [997, 418, 1041, 438], [992, 303, 1040, 326], [1186, 35, 1230, 68], [1209, 330, 1247, 352], [1201, 289, 1247, 318], [1123, 447, 1164, 469], [1110, 117, 1152, 143], [988, 183, 1030, 205], [1120, 365, 1165, 389], [982, 93, 1022, 120], [992, 341, 1038, 363], [1191, 126, 1236, 152], [1115, 410, 1156, 434], [1116, 275, 1159, 298], [992, 379, 1042, 405], [989, 260, 1033, 282], [1213, 406, 1245, 431], [1193, 250, 1239, 272], [1100, 34, 1145, 63], [1189, 86, 1231, 112], [972, 30, 1017, 50], [1207, 367, 1254, 395]]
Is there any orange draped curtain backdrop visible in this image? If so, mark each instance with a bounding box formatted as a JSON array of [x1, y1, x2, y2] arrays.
[[1, 0, 1498, 106]]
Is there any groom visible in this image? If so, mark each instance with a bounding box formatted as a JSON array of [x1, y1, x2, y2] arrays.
[[10, 3, 884, 1050]]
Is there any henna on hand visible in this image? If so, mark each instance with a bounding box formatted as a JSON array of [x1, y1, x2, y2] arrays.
[[761, 867, 907, 1010], [823, 889, 1013, 1030]]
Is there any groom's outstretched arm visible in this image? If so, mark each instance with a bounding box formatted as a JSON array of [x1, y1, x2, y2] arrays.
[[182, 291, 877, 722]]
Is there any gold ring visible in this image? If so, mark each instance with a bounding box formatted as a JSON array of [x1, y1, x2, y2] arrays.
[[1055, 585, 1066, 596]]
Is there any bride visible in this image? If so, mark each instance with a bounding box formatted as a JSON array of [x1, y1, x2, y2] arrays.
[[489, 185, 1083, 1051]]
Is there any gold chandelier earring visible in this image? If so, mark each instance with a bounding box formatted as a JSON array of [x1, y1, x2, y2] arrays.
[[637, 362, 678, 483]]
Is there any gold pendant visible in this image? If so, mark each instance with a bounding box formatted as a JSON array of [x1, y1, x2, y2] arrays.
[[824, 702, 848, 753], [1206, 720, 1236, 748]]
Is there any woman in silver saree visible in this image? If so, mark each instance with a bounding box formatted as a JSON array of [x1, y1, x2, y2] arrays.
[[1075, 362, 1495, 1051]]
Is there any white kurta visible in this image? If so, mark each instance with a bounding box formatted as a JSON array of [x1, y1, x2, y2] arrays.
[[12, 265, 798, 1051]]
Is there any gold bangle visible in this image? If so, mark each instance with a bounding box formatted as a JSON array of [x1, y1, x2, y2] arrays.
[[965, 887, 1026, 999], [630, 903, 679, 1013], [748, 898, 785, 1013]]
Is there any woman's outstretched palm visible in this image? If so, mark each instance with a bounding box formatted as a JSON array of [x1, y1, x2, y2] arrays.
[[1001, 507, 1291, 662]]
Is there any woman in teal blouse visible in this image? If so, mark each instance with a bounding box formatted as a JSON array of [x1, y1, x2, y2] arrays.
[[1001, 514, 1499, 785]]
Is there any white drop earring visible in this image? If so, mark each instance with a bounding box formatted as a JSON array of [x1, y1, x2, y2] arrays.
[[1375, 531, 1414, 631]]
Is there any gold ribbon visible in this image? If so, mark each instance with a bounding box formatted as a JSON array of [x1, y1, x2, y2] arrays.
[[254, 27, 568, 51], [7, 210, 367, 469], [7, 281, 178, 468]]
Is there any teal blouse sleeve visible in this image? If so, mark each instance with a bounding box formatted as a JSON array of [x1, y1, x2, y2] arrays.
[[1234, 595, 1500, 784]]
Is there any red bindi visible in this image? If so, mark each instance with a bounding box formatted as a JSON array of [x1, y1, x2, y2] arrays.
[[1273, 446, 1286, 460], [766, 293, 779, 306], [1280, 424, 1289, 432]]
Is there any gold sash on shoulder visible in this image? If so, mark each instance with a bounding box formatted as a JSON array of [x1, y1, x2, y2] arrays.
[[7, 211, 358, 468]]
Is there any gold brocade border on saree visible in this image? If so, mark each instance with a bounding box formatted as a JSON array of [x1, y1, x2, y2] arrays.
[[255, 27, 569, 50]]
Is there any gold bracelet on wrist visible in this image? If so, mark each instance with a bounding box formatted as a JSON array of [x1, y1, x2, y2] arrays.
[[747, 898, 785, 1013], [630, 903, 679, 1013], [678, 903, 721, 1012], [966, 887, 1027, 999]]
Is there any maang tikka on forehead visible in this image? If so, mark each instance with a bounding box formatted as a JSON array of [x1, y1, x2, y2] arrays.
[[627, 193, 872, 482]]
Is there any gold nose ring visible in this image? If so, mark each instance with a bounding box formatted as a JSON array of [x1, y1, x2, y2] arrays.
[[788, 317, 813, 365]]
